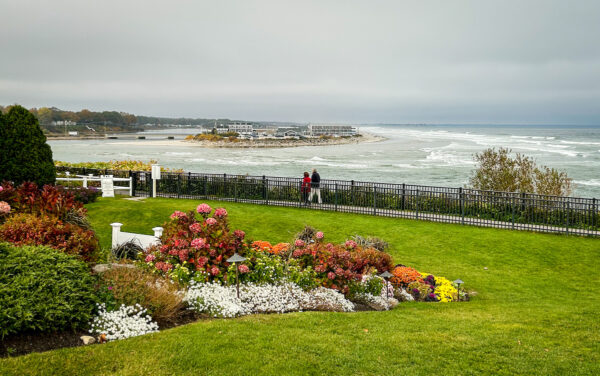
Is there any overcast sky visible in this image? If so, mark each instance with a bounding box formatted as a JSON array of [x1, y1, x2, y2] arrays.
[[1, 0, 599, 124]]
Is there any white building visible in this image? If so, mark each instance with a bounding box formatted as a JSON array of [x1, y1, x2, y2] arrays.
[[51, 120, 77, 126], [307, 124, 357, 137], [228, 122, 254, 135]]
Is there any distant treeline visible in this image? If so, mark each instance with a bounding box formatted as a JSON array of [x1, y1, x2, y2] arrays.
[[0, 104, 230, 127]]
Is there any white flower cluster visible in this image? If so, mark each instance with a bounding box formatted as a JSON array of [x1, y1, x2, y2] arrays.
[[184, 281, 249, 318], [89, 303, 159, 341], [184, 281, 354, 318], [353, 293, 399, 311], [396, 288, 415, 302]]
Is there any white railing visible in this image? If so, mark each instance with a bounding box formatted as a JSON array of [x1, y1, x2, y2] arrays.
[[56, 174, 133, 196], [111, 223, 163, 249]]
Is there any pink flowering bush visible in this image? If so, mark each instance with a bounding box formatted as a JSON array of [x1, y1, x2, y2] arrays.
[[290, 240, 393, 294], [196, 204, 212, 215], [0, 201, 10, 215], [143, 204, 249, 283]]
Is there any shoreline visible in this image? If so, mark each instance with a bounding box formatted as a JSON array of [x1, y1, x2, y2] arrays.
[[48, 132, 387, 148], [183, 132, 386, 148]]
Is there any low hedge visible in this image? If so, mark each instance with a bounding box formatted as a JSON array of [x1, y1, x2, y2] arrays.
[[0, 243, 97, 338]]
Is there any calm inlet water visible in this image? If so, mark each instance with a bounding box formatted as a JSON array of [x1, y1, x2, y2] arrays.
[[49, 125, 600, 198]]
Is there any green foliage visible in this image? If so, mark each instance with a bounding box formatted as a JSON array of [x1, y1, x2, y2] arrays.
[[0, 105, 56, 186], [348, 275, 384, 298], [469, 147, 573, 196], [0, 243, 96, 338]]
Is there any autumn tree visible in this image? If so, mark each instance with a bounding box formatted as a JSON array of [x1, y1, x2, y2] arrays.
[[469, 148, 573, 196]]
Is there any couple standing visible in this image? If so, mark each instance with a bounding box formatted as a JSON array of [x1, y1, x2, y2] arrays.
[[301, 168, 322, 205]]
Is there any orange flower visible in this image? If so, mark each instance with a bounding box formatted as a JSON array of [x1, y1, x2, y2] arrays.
[[270, 243, 290, 255], [390, 266, 422, 287], [251, 240, 272, 252]]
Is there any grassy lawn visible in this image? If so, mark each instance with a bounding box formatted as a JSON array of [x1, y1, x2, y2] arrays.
[[1, 197, 599, 375]]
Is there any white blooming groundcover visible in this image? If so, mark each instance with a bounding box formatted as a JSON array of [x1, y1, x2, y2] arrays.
[[89, 303, 159, 341], [183, 281, 358, 318]]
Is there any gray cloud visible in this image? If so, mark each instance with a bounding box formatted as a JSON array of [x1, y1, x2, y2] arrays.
[[1, 0, 599, 124]]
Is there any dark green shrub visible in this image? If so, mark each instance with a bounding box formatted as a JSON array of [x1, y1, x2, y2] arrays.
[[0, 243, 97, 338], [0, 105, 56, 186]]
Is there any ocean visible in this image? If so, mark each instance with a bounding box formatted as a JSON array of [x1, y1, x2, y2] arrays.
[[48, 124, 600, 198]]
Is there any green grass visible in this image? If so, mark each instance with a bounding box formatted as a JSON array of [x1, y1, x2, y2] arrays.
[[1, 197, 599, 375]]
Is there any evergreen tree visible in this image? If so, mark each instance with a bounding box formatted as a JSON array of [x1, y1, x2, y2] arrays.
[[0, 105, 56, 186]]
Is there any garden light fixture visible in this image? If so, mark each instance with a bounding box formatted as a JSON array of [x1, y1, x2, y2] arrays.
[[453, 279, 464, 302], [227, 253, 247, 298], [379, 271, 393, 298]]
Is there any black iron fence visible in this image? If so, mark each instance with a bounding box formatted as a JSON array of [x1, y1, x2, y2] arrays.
[[56, 166, 600, 237]]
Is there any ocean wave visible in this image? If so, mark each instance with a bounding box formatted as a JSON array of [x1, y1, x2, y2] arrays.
[[573, 179, 600, 187], [422, 151, 476, 167], [560, 140, 600, 146], [165, 152, 193, 156]]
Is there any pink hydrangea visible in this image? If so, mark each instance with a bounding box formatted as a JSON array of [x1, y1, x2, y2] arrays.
[[345, 240, 357, 249], [189, 223, 203, 233], [0, 201, 11, 215], [294, 239, 305, 247], [178, 249, 189, 262], [315, 265, 326, 273], [335, 267, 345, 276], [197, 256, 208, 268], [196, 203, 212, 214], [214, 208, 228, 218], [170, 211, 187, 220], [145, 254, 156, 263], [327, 272, 336, 280], [316, 231, 324, 239], [234, 230, 245, 239], [206, 218, 217, 226], [191, 237, 207, 249], [210, 265, 220, 275], [238, 264, 250, 274], [292, 249, 303, 258], [0, 186, 3, 192]]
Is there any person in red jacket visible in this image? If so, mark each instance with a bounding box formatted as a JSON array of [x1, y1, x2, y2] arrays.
[[301, 171, 311, 205]]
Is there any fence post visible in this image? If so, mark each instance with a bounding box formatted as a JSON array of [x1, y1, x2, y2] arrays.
[[351, 180, 355, 206], [459, 188, 465, 225], [511, 194, 515, 230], [83, 167, 87, 175], [234, 179, 237, 202], [416, 189, 420, 220], [131, 172, 137, 197], [373, 186, 377, 215], [565, 201, 570, 235], [401, 183, 406, 211], [223, 173, 227, 197], [177, 174, 181, 199], [265, 178, 269, 205], [335, 183, 338, 212], [592, 198, 597, 229], [204, 176, 208, 198]]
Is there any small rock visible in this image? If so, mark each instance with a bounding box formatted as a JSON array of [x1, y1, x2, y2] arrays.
[[81, 335, 96, 345], [483, 267, 488, 270]]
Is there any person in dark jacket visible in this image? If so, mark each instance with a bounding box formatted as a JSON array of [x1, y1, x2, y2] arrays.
[[309, 168, 322, 204], [301, 171, 311, 205]]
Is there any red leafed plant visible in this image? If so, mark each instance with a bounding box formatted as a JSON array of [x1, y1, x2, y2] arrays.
[[0, 181, 84, 219], [290, 241, 393, 294], [0, 213, 100, 262], [143, 204, 249, 280]]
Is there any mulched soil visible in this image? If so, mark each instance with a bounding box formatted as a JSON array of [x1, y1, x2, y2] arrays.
[[0, 311, 201, 358]]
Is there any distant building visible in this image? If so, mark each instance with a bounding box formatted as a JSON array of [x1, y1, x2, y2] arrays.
[[228, 122, 254, 135], [308, 124, 357, 137], [68, 131, 78, 136], [51, 120, 77, 126], [275, 127, 301, 137]]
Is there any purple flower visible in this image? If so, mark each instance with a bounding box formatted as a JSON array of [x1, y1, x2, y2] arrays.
[[107, 286, 113, 290]]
